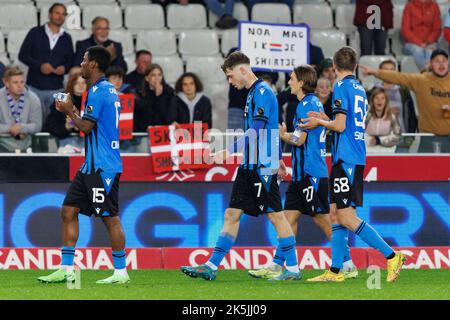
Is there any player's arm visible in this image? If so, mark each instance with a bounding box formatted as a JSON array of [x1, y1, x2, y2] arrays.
[[298, 113, 346, 133], [279, 122, 307, 146], [55, 95, 95, 134]]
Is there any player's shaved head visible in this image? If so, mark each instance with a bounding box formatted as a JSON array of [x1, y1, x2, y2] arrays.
[[221, 51, 250, 73], [333, 46, 358, 72]]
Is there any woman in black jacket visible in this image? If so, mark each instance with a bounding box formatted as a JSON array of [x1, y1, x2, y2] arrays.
[[172, 72, 212, 129], [133, 64, 176, 132], [44, 70, 85, 149]]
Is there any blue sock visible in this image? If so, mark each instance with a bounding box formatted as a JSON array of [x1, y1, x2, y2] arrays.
[[343, 230, 352, 262], [354, 221, 394, 258], [61, 246, 75, 266], [112, 250, 126, 269], [208, 233, 235, 267], [273, 241, 285, 267], [278, 236, 297, 267], [331, 225, 348, 270]]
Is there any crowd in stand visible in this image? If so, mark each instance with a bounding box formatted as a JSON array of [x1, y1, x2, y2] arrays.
[[0, 0, 449, 153]]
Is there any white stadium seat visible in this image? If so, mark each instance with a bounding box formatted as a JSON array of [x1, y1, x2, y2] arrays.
[[36, 0, 75, 10], [40, 3, 81, 30], [0, 5, 37, 33], [295, 0, 326, 4], [78, 0, 116, 4], [390, 4, 405, 35], [310, 29, 346, 58], [251, 3, 292, 24], [208, 2, 249, 28], [166, 4, 207, 33], [327, 0, 351, 9], [136, 30, 177, 57], [293, 4, 333, 29], [119, 0, 151, 7], [124, 54, 135, 75], [204, 81, 229, 131], [186, 56, 226, 84], [67, 29, 90, 47], [358, 55, 396, 90], [152, 56, 184, 84], [400, 55, 420, 74], [82, 5, 123, 29], [125, 4, 165, 34], [389, 29, 404, 57], [221, 29, 238, 56], [0, 32, 5, 55], [6, 30, 30, 61], [179, 30, 220, 59], [109, 30, 134, 56], [335, 4, 357, 35]]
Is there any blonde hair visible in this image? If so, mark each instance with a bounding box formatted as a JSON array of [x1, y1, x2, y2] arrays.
[[3, 66, 23, 80]]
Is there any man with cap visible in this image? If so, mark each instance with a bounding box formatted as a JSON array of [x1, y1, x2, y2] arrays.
[[360, 49, 450, 150]]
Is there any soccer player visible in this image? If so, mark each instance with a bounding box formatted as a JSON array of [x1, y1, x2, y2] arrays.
[[299, 47, 406, 282], [248, 65, 358, 280], [38, 46, 129, 284], [180, 52, 300, 281]]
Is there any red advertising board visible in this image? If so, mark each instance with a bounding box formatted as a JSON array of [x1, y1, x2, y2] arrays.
[[69, 155, 450, 182], [118, 94, 134, 140], [1, 247, 449, 270]]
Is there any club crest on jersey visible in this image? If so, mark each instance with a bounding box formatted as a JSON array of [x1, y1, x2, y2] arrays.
[[105, 178, 112, 186], [257, 107, 264, 115], [259, 88, 265, 95], [92, 86, 98, 93], [87, 105, 93, 113], [334, 99, 342, 108], [259, 205, 264, 211], [95, 208, 101, 214]]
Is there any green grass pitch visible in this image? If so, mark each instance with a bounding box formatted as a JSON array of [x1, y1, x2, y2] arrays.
[[0, 269, 448, 300]]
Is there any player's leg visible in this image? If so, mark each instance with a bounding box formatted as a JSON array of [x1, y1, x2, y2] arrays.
[[38, 205, 80, 283], [96, 216, 130, 284], [181, 208, 243, 281], [266, 211, 300, 280]]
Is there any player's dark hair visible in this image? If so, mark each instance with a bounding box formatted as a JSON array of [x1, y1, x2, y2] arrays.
[[333, 46, 358, 72], [379, 59, 397, 70], [140, 63, 166, 97], [221, 51, 250, 72], [135, 50, 152, 60], [48, 2, 67, 14], [86, 45, 111, 73], [293, 65, 317, 94], [105, 65, 125, 79], [175, 72, 203, 94]]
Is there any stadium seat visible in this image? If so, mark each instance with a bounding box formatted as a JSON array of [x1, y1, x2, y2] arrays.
[[136, 30, 177, 57], [392, 0, 407, 4], [389, 29, 404, 57], [208, 2, 249, 28], [348, 31, 360, 57], [440, 2, 450, 23], [36, 0, 75, 10], [310, 29, 346, 58], [295, 0, 326, 4], [400, 55, 420, 74], [251, 3, 292, 24], [390, 4, 405, 35], [335, 4, 357, 35], [39, 3, 81, 30], [82, 5, 123, 29], [0, 5, 37, 34], [204, 81, 229, 131], [221, 29, 238, 56], [119, 0, 151, 7], [179, 30, 220, 59], [109, 30, 134, 56], [327, 0, 351, 9], [293, 4, 333, 29], [358, 55, 396, 90], [0, 32, 5, 55], [6, 29, 29, 62], [186, 56, 226, 84], [124, 54, 135, 74], [152, 55, 184, 84], [166, 4, 207, 33], [78, 0, 116, 4], [125, 4, 165, 34], [67, 29, 90, 48]]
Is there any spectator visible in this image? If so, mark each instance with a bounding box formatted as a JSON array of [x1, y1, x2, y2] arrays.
[[401, 0, 442, 71], [354, 0, 393, 56], [318, 58, 337, 87], [73, 17, 127, 74], [315, 77, 333, 120], [0, 67, 42, 152], [44, 70, 85, 146], [309, 43, 325, 71], [204, 0, 238, 29], [360, 49, 450, 139], [245, 0, 294, 12], [134, 64, 176, 132], [18, 3, 73, 120], [172, 72, 212, 129], [365, 88, 401, 149], [105, 66, 134, 95], [372, 59, 417, 133], [124, 50, 152, 90], [444, 8, 450, 51]]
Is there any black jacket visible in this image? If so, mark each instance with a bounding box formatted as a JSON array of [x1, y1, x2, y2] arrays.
[[19, 26, 74, 90], [73, 35, 127, 73], [44, 94, 82, 138], [124, 69, 145, 91], [133, 84, 176, 132], [173, 94, 213, 129]]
